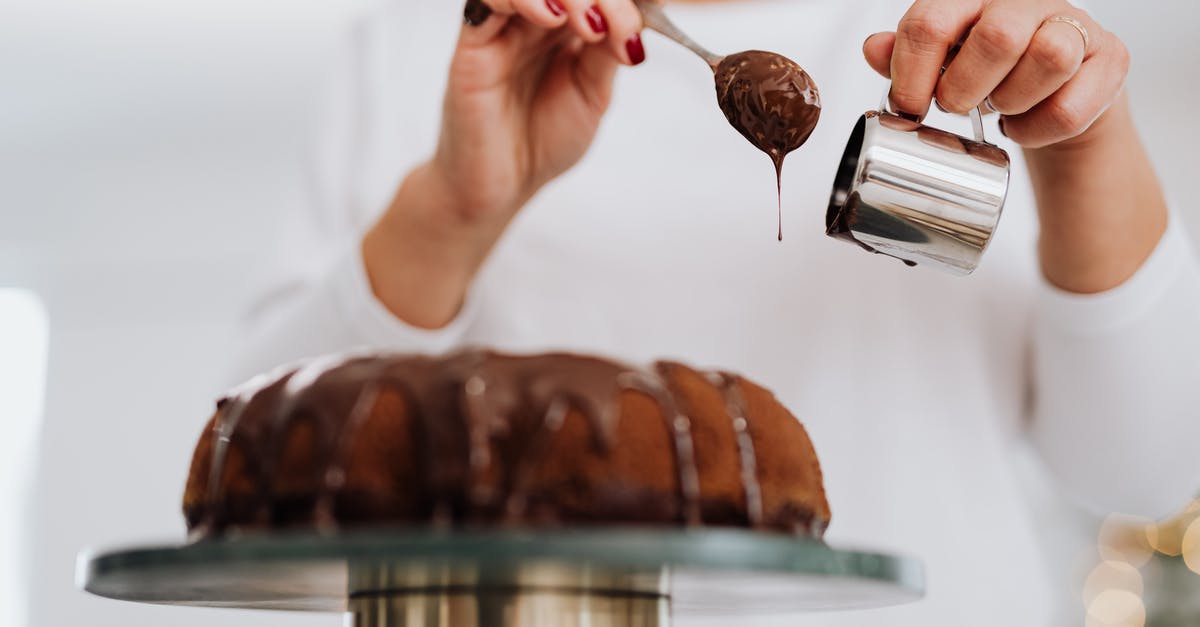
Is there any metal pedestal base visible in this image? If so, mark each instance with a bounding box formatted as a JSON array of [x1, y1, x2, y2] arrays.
[[347, 590, 666, 627]]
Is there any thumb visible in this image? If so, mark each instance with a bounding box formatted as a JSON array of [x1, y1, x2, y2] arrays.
[[863, 31, 896, 79], [573, 42, 619, 112]]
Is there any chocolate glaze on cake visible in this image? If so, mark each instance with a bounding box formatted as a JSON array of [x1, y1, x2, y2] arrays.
[[714, 50, 821, 240], [183, 351, 829, 539]]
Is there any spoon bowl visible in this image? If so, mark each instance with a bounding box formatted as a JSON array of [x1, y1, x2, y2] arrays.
[[633, 0, 821, 239]]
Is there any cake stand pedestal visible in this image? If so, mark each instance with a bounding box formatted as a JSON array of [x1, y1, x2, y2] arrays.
[[78, 529, 924, 627]]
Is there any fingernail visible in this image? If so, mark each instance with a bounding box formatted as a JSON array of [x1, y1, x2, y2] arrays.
[[887, 88, 921, 121], [934, 100, 948, 114], [998, 116, 1009, 138], [626, 33, 646, 65], [545, 0, 565, 17], [585, 5, 607, 33]]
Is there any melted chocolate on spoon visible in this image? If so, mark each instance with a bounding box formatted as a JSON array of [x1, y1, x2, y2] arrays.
[[714, 50, 821, 241]]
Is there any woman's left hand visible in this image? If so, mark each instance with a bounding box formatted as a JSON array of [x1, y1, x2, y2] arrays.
[[862, 0, 1129, 150]]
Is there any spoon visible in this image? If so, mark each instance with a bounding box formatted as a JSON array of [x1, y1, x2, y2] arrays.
[[633, 0, 821, 240], [634, 0, 724, 69]]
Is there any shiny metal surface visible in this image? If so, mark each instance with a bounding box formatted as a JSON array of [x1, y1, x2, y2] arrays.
[[347, 590, 667, 627], [826, 107, 1011, 275], [634, 0, 724, 68], [79, 528, 925, 623]]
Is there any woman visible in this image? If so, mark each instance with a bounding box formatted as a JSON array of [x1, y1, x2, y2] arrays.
[[237, 0, 1200, 622]]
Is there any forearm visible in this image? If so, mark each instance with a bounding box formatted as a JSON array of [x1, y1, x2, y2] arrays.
[[362, 162, 504, 329], [1026, 93, 1168, 294]]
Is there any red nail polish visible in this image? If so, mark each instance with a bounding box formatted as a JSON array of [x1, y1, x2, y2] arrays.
[[626, 33, 645, 65], [545, 0, 565, 17], [585, 5, 607, 33]]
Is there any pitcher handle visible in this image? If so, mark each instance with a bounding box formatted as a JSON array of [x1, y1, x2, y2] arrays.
[[879, 85, 988, 145]]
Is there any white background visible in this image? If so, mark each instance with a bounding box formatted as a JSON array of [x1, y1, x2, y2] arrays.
[[1, 1, 1196, 626]]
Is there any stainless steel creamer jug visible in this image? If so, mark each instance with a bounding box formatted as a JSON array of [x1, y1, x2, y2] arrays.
[[826, 91, 1011, 275]]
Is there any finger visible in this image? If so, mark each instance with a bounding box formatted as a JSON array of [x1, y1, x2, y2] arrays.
[[460, 0, 511, 46], [557, 0, 610, 44], [863, 32, 895, 78], [987, 11, 1090, 115], [890, 0, 984, 118], [481, 0, 570, 29], [503, 19, 572, 63], [460, 0, 565, 47], [514, 0, 571, 28], [936, 1, 1044, 114], [999, 32, 1128, 148], [532, 41, 616, 154], [476, 0, 560, 19], [596, 0, 644, 65], [574, 42, 620, 111]]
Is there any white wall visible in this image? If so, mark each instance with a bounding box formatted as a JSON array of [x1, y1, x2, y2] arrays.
[[2, 1, 367, 626], [1, 1, 1196, 626]]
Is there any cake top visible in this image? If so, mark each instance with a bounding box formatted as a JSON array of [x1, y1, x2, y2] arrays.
[[191, 350, 791, 535]]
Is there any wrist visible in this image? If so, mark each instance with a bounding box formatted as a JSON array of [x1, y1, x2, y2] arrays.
[[361, 162, 489, 329], [1025, 95, 1168, 294]]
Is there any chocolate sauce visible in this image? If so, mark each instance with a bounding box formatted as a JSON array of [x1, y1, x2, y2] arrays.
[[714, 50, 820, 241], [192, 350, 799, 537], [706, 372, 763, 526]]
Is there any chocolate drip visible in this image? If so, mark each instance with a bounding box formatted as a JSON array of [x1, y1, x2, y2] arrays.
[[314, 381, 381, 529], [714, 50, 820, 240], [707, 372, 764, 527], [644, 364, 703, 525], [198, 363, 302, 537], [196, 350, 728, 535]]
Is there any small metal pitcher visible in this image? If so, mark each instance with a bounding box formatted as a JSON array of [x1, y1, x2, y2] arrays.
[[825, 90, 1011, 275]]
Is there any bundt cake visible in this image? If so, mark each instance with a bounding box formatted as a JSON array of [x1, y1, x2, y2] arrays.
[[183, 350, 829, 539]]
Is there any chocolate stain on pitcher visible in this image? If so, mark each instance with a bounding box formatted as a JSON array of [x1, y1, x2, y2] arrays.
[[714, 50, 821, 241], [827, 192, 919, 267]]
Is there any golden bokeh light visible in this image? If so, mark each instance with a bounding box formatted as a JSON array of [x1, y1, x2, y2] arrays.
[[1146, 500, 1200, 557], [1098, 514, 1156, 568], [1182, 516, 1200, 575], [1085, 589, 1146, 627], [1082, 560, 1143, 607]]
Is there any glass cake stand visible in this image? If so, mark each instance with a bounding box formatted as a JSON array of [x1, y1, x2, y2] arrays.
[[78, 528, 924, 626]]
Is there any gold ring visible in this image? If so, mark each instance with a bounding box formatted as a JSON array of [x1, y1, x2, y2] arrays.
[[1045, 15, 1090, 54]]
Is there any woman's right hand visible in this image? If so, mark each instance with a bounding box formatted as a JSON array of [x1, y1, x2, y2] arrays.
[[363, 0, 645, 329]]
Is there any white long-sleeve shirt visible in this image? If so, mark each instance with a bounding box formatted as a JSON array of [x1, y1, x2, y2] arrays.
[[235, 1, 1200, 623]]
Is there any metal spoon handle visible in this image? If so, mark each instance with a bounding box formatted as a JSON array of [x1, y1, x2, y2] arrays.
[[633, 0, 723, 68]]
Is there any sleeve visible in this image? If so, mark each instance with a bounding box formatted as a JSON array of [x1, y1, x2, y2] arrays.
[[1030, 212, 1200, 518], [229, 19, 476, 383]]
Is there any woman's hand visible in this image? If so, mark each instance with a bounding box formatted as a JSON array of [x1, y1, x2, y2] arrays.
[[861, 0, 1128, 149], [364, 0, 645, 328], [441, 0, 646, 222], [861, 0, 1167, 294]]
